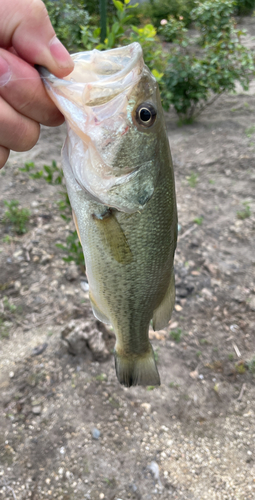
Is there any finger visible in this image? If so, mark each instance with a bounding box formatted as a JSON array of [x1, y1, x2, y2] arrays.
[[0, 50, 65, 127], [0, 0, 74, 77], [0, 146, 10, 169], [0, 96, 40, 152]]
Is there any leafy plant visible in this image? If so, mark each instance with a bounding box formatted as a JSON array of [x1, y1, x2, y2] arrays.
[[95, 0, 166, 78], [161, 0, 255, 119], [245, 125, 255, 138], [238, 201, 251, 219], [20, 160, 64, 185], [194, 216, 203, 225], [96, 0, 138, 49], [0, 318, 9, 339], [3, 296, 16, 313], [43, 0, 92, 51], [237, 201, 251, 220], [187, 172, 198, 187], [191, 0, 235, 45], [20, 160, 84, 269], [169, 328, 182, 342], [136, 0, 196, 28], [56, 231, 85, 271], [247, 357, 255, 374], [235, 0, 255, 15], [2, 200, 30, 235]]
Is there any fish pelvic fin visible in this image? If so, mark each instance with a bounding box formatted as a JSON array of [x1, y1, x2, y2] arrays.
[[153, 270, 175, 331], [115, 344, 160, 388]]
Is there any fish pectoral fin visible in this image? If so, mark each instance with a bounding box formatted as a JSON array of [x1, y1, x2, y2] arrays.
[[72, 210, 82, 244], [115, 344, 160, 387], [92, 211, 132, 265], [152, 270, 175, 331], [89, 292, 111, 325]]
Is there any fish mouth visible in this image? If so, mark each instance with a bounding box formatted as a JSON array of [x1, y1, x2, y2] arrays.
[[39, 43, 143, 106]]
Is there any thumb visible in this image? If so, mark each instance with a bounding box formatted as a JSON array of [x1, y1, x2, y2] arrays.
[[0, 0, 74, 77]]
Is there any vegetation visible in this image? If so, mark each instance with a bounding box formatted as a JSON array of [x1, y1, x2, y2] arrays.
[[169, 328, 182, 342], [20, 160, 84, 271], [160, 0, 255, 119], [2, 200, 30, 235], [43, 0, 255, 121], [237, 201, 251, 219]]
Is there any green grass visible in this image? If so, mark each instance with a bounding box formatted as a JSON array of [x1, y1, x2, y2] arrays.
[[169, 328, 182, 343], [169, 381, 180, 389], [154, 347, 160, 363], [245, 125, 255, 138], [3, 296, 16, 313], [237, 201, 251, 220], [199, 338, 209, 345], [2, 200, 30, 235], [193, 216, 203, 225], [248, 357, 255, 374], [187, 172, 198, 188]]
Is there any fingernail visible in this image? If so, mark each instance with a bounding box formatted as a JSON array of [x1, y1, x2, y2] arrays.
[[0, 57, 11, 87], [49, 37, 74, 69]]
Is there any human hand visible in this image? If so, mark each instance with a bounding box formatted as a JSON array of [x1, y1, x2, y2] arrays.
[[0, 0, 74, 168]]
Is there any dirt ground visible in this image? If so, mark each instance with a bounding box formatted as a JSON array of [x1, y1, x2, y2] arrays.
[[0, 18, 255, 500]]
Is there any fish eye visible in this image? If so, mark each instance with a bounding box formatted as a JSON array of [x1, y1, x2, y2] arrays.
[[136, 102, 157, 127]]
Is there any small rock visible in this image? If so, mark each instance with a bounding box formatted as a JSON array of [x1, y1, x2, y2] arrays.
[[65, 262, 79, 281], [9, 371, 14, 379], [14, 280, 21, 292], [189, 370, 199, 380], [31, 201, 39, 208], [231, 286, 247, 303], [176, 287, 188, 298], [32, 343, 48, 356], [32, 405, 41, 414], [92, 428, 100, 440], [248, 296, 255, 311], [80, 280, 89, 292], [175, 304, 183, 311], [148, 461, 162, 488], [201, 288, 212, 299], [40, 254, 52, 265], [169, 321, 178, 329], [58, 467, 64, 477], [141, 403, 151, 414]]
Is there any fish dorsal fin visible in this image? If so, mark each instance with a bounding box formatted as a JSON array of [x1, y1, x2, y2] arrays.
[[152, 270, 175, 331]]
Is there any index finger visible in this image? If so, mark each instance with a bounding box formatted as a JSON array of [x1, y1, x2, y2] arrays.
[[0, 0, 74, 77]]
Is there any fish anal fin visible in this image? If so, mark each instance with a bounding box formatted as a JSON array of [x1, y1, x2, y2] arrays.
[[115, 344, 160, 387], [152, 271, 175, 331], [89, 292, 111, 325], [92, 211, 132, 265]]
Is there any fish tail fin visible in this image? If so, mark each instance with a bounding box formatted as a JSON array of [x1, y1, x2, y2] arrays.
[[114, 344, 160, 387]]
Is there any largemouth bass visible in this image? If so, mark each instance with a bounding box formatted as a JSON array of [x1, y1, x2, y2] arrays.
[[40, 43, 177, 387]]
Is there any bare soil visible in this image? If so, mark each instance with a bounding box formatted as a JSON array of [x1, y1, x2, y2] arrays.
[[0, 18, 255, 500]]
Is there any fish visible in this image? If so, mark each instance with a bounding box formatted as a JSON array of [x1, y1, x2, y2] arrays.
[[39, 42, 177, 387]]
